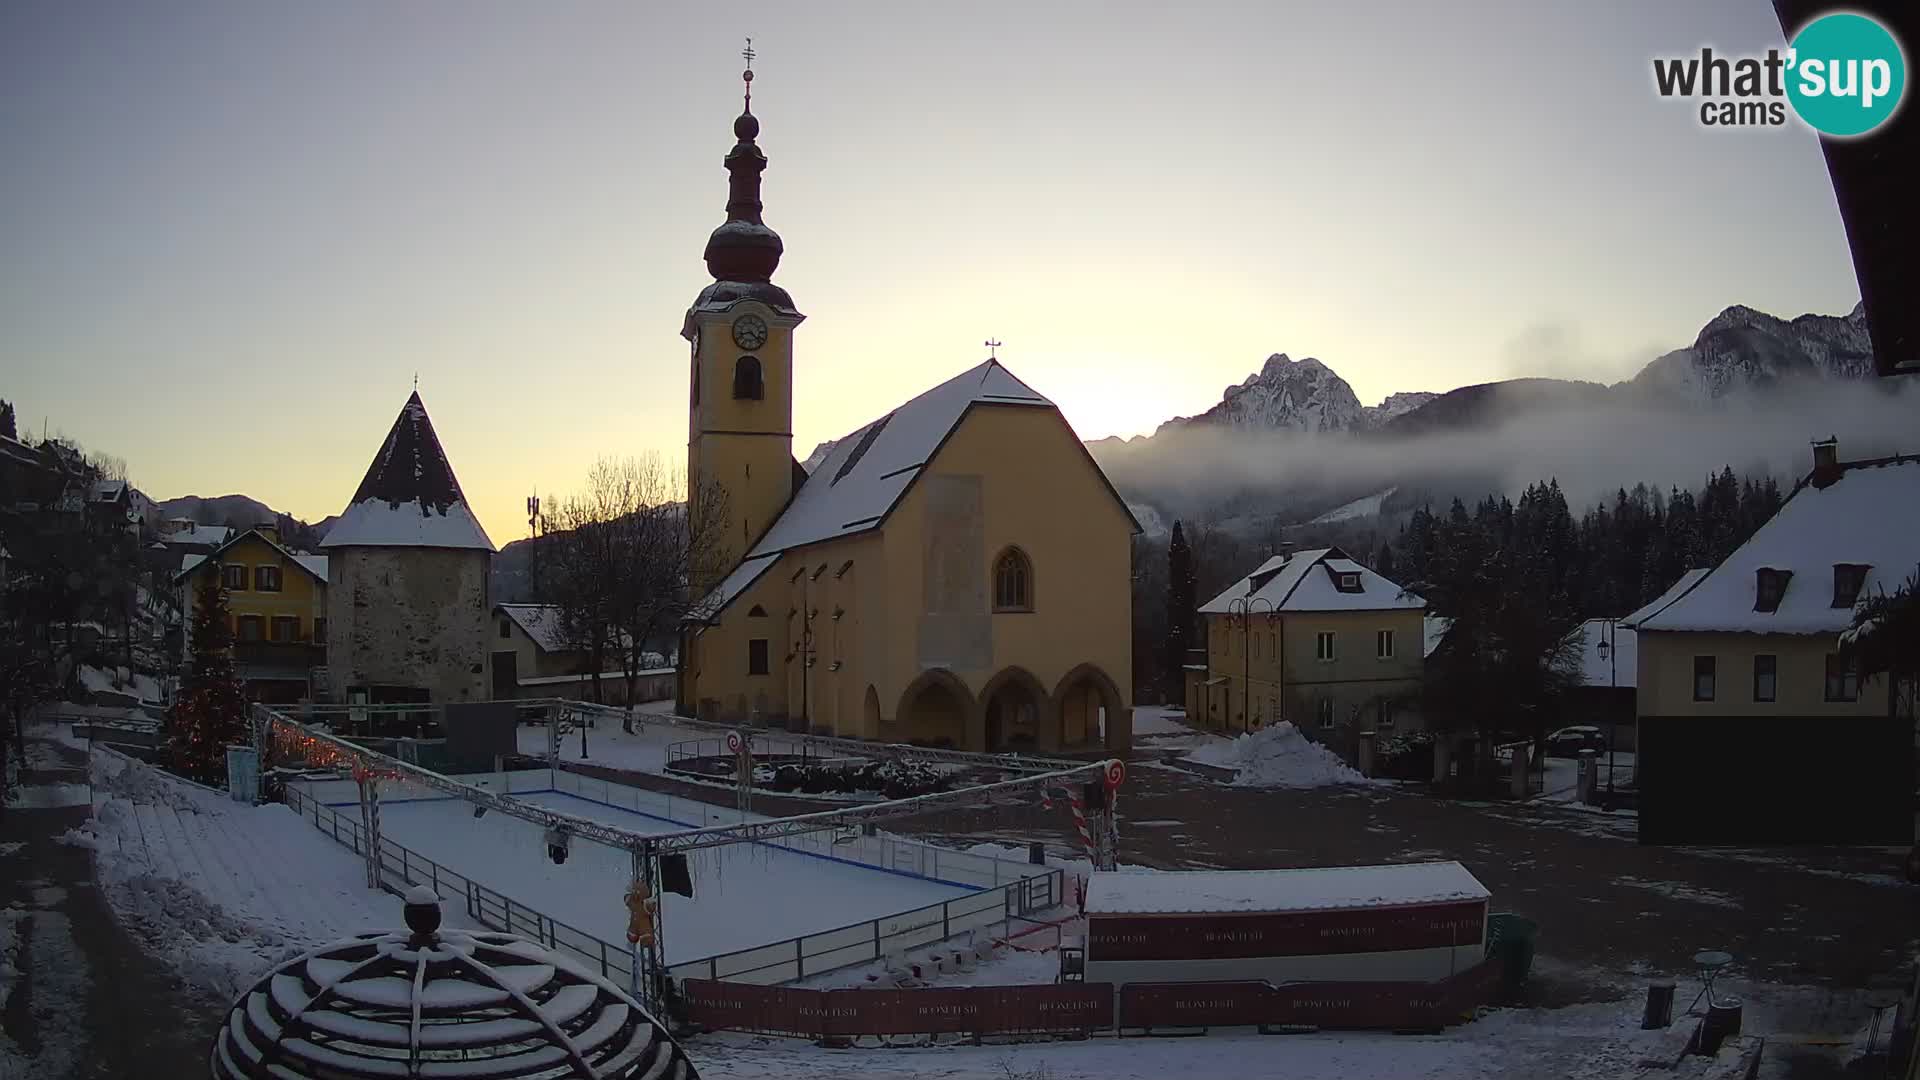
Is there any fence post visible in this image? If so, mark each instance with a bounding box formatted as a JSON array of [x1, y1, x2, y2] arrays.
[[401, 847, 409, 883], [505, 897, 514, 932], [796, 938, 804, 980], [943, 901, 951, 940], [601, 940, 608, 978], [874, 919, 881, 962], [431, 862, 438, 896]]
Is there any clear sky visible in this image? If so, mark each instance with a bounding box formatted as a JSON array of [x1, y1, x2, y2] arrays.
[[1, 1, 1862, 544]]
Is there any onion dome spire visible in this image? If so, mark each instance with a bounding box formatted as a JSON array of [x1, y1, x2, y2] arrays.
[[704, 38, 783, 283]]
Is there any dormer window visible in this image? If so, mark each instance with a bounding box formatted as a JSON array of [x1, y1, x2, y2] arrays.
[[1753, 568, 1791, 613], [1337, 573, 1361, 593], [1831, 564, 1869, 608]]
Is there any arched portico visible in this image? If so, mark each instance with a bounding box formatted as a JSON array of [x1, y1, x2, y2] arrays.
[[978, 666, 1050, 752], [894, 668, 976, 749], [1052, 663, 1129, 752]]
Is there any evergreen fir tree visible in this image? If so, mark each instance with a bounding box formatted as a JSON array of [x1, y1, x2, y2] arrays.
[[1163, 521, 1197, 701], [169, 566, 250, 785]]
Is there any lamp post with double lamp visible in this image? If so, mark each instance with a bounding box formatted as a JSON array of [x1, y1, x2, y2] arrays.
[[1595, 619, 1618, 795], [1227, 595, 1276, 735]]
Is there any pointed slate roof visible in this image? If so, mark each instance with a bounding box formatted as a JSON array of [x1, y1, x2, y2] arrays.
[[320, 392, 495, 551]]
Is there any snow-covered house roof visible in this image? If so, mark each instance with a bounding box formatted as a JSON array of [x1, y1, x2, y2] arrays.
[[89, 479, 128, 502], [696, 360, 1138, 617], [1637, 454, 1920, 635], [175, 528, 329, 584], [1086, 861, 1489, 916], [1619, 568, 1711, 629], [164, 524, 233, 549], [320, 392, 494, 552], [1199, 548, 1425, 615], [1563, 618, 1636, 688], [1423, 616, 1453, 658]]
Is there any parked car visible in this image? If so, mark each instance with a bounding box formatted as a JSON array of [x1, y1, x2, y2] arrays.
[[1546, 725, 1608, 757]]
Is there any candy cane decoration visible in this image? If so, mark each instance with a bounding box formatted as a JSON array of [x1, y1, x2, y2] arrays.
[[1067, 787, 1093, 855]]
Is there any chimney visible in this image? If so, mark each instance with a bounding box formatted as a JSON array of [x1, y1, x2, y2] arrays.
[[1810, 437, 1841, 489]]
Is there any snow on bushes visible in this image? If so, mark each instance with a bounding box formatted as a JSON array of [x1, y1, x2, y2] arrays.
[[1183, 722, 1382, 788]]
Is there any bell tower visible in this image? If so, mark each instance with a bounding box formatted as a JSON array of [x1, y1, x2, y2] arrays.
[[684, 41, 803, 588]]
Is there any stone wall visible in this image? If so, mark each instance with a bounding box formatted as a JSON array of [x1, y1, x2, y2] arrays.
[[326, 546, 490, 703]]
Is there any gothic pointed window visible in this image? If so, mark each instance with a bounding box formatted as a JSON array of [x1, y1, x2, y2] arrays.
[[993, 547, 1033, 612], [732, 356, 763, 400]]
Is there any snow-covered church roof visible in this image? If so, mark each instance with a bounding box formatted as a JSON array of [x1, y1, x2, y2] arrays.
[[700, 359, 1136, 616], [1199, 548, 1425, 615], [1637, 454, 1920, 635], [320, 392, 495, 552]]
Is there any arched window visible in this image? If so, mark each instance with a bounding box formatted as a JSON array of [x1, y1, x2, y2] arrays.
[[747, 604, 767, 618], [993, 547, 1033, 612], [732, 356, 763, 400]]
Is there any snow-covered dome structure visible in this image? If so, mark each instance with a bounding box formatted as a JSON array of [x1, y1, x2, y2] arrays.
[[210, 888, 695, 1079]]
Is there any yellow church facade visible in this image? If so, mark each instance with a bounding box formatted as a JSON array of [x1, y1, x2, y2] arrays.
[[675, 78, 1136, 754]]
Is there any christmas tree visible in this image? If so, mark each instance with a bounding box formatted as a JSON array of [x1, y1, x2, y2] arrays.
[[169, 566, 250, 785]]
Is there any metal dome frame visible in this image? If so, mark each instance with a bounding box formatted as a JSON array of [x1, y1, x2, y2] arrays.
[[210, 893, 697, 1079]]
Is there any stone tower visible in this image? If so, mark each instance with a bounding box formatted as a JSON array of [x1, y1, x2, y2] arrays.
[[320, 391, 495, 704], [683, 61, 805, 594]]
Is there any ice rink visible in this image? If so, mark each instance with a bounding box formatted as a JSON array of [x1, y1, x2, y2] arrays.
[[351, 789, 980, 964]]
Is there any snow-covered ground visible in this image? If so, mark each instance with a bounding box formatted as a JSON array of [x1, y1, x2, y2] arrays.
[[1183, 723, 1384, 789], [61, 750, 445, 998], [360, 789, 980, 964], [515, 701, 707, 775], [78, 664, 164, 704], [1309, 485, 1399, 525]]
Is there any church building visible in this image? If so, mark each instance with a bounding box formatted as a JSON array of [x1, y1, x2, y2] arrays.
[[677, 67, 1137, 754]]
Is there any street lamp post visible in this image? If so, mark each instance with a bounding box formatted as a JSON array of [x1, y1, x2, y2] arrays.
[[1227, 595, 1275, 735], [1597, 619, 1618, 795]]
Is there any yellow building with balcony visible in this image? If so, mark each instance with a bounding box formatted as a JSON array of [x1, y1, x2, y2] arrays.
[[176, 525, 328, 703]]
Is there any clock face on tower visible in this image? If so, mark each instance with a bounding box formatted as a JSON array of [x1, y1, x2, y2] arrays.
[[731, 314, 769, 350]]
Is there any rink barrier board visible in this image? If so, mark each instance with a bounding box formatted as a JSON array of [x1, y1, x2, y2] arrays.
[[681, 958, 1504, 1038]]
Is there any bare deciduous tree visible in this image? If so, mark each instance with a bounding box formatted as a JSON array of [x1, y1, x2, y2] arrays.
[[540, 455, 733, 730]]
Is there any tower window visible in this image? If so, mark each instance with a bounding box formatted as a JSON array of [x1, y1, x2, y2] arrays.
[[748, 638, 769, 676], [732, 356, 763, 400], [1753, 568, 1791, 612], [993, 547, 1033, 612]]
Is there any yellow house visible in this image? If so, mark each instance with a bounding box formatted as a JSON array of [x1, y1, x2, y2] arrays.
[[175, 525, 328, 703], [1194, 548, 1427, 751], [1628, 441, 1917, 844], [676, 85, 1137, 754]]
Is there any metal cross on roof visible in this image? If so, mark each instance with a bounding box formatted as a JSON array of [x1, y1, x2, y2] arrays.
[[985, 339, 1002, 359], [741, 37, 755, 108]]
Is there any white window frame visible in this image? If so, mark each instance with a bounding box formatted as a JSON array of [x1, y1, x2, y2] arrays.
[[1376, 628, 1395, 660], [1317, 698, 1335, 729], [1315, 631, 1336, 662]]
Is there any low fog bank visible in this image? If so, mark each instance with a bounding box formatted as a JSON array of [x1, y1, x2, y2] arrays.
[[1096, 378, 1920, 525]]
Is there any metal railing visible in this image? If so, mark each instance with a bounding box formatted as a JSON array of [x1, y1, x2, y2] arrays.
[[281, 777, 1064, 989]]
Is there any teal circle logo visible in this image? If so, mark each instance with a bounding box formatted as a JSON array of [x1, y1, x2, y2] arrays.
[[1787, 12, 1906, 136]]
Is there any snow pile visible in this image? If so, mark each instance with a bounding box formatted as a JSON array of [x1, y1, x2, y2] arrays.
[[1183, 722, 1380, 788], [61, 750, 424, 998]]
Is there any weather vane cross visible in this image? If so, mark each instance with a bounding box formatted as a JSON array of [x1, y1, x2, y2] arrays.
[[741, 37, 755, 107], [985, 339, 1002, 359]]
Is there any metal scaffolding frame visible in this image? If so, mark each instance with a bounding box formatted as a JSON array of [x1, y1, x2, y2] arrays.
[[260, 706, 1118, 856]]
